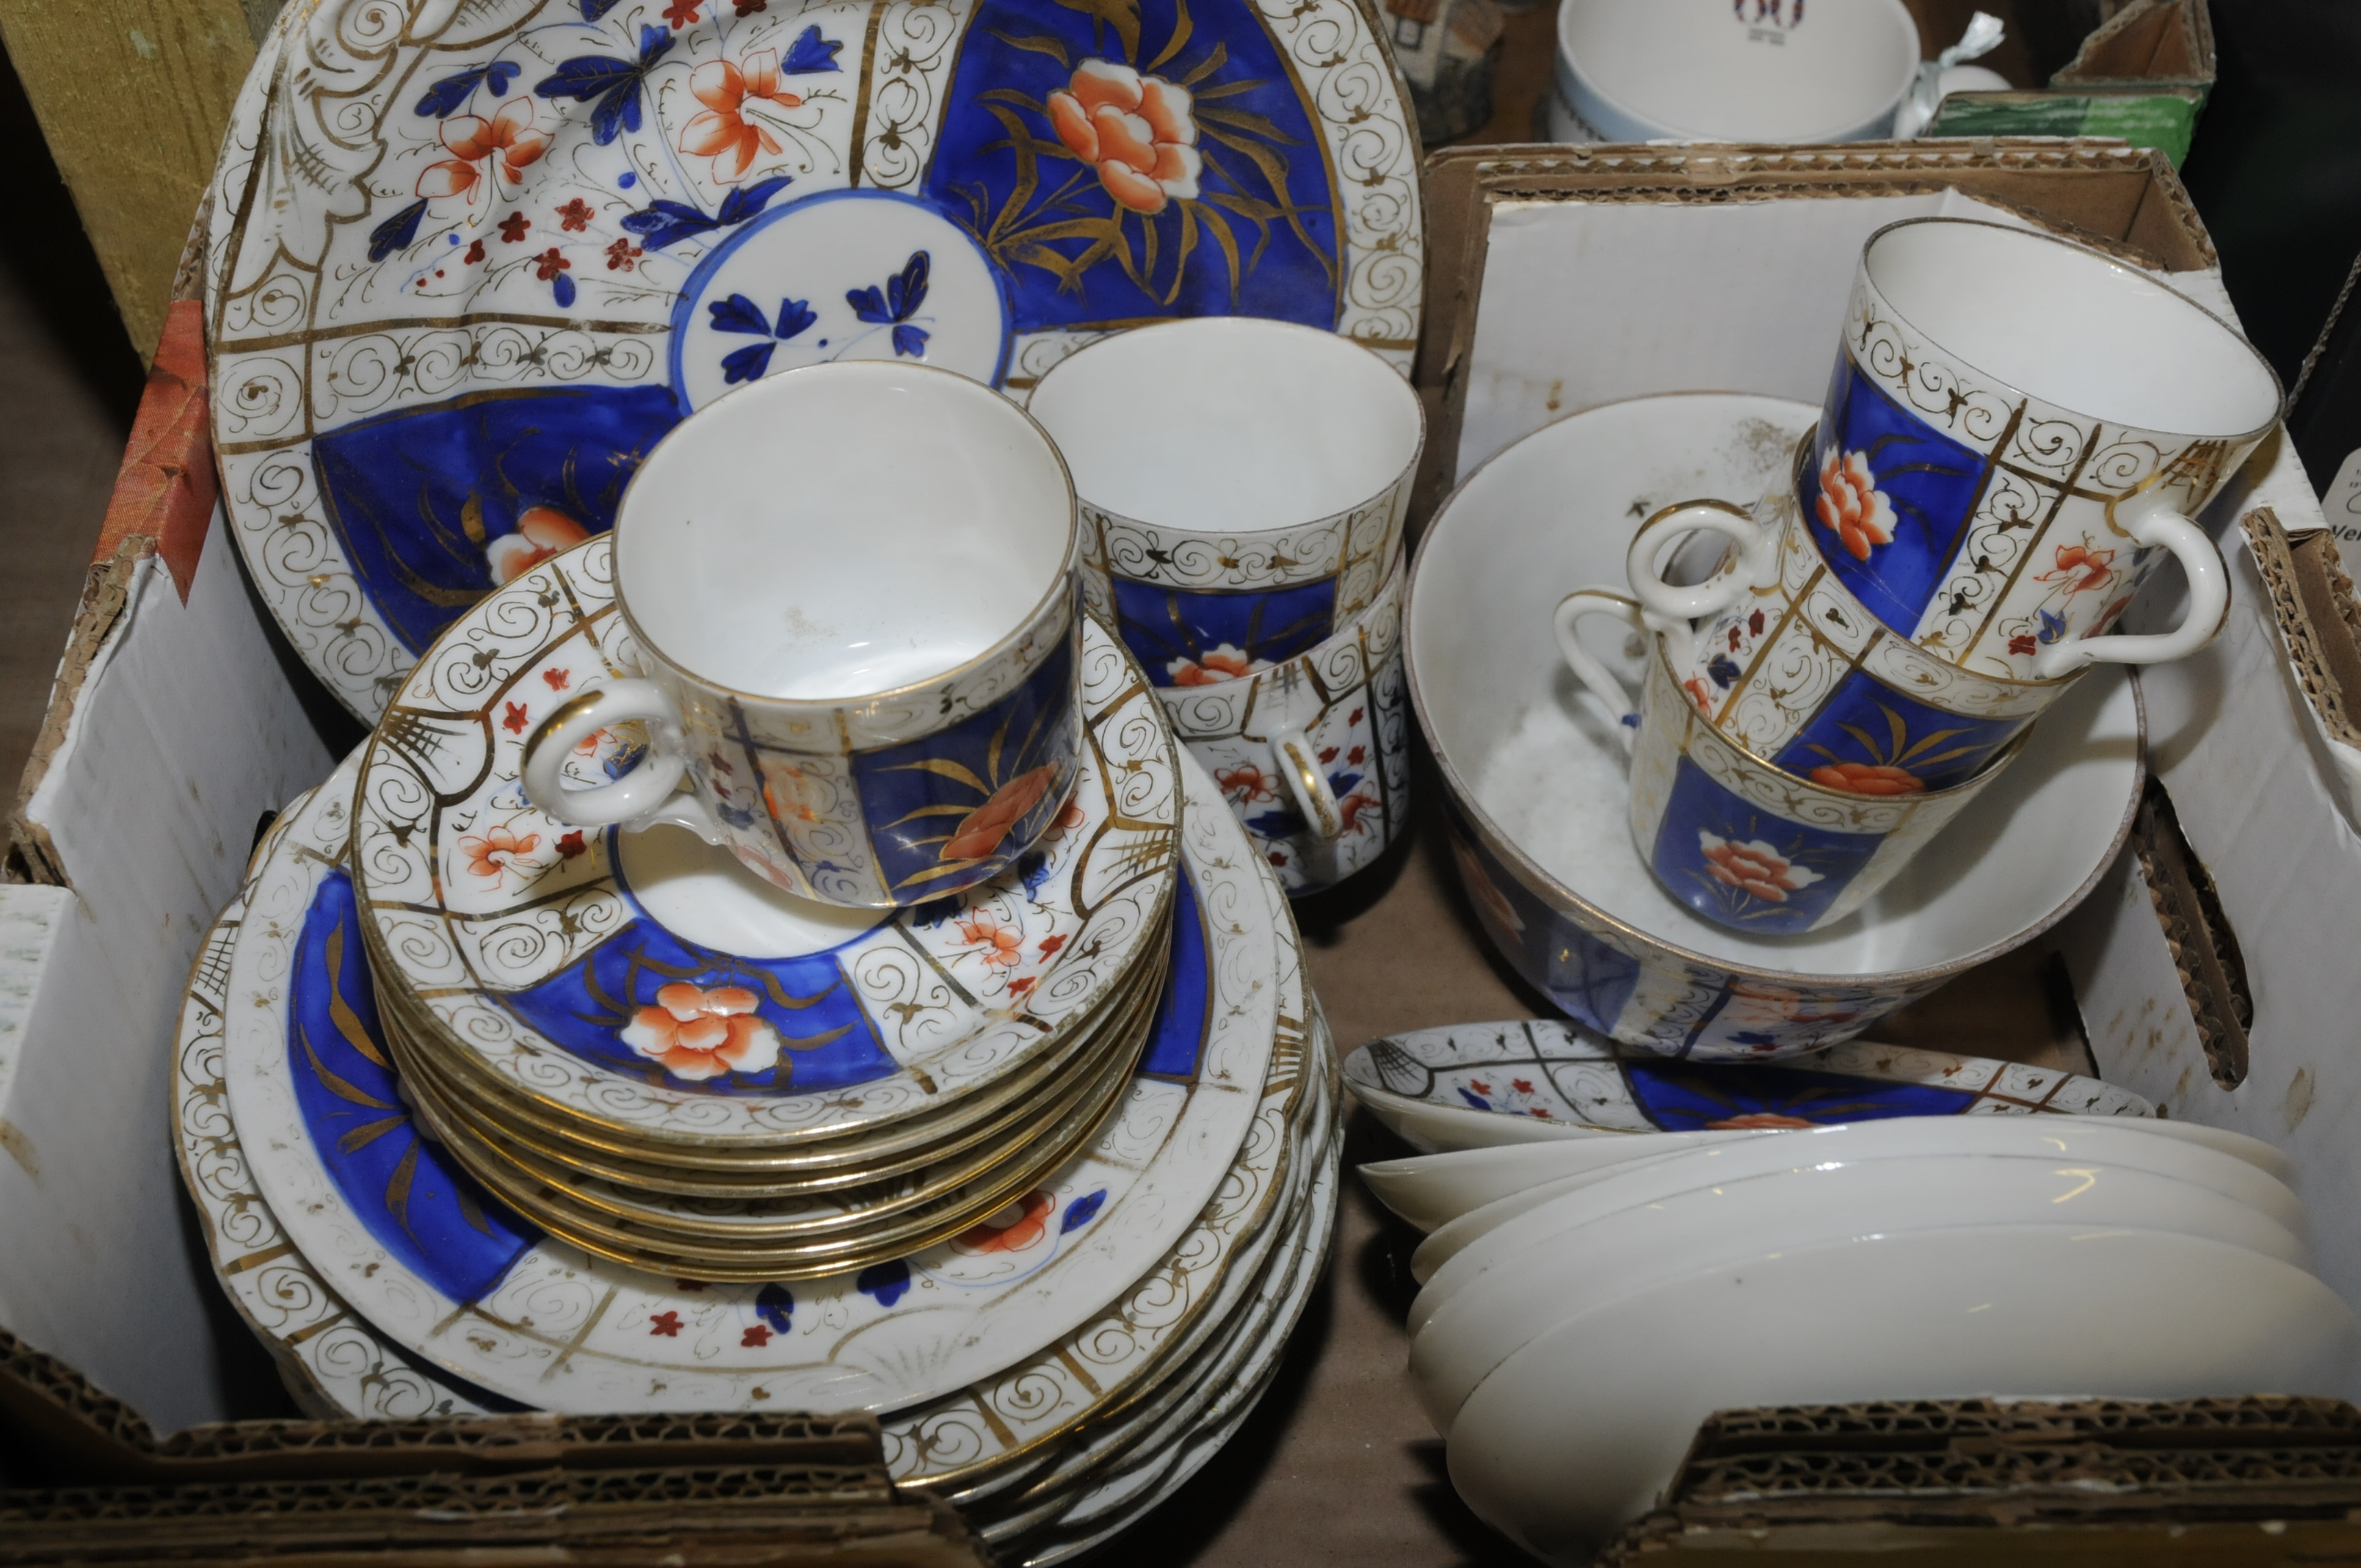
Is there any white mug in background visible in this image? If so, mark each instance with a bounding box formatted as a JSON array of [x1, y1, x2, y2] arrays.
[[521, 361, 1083, 910]]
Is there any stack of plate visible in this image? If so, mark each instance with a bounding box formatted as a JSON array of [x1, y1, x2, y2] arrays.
[[173, 542, 1339, 1562], [1340, 1035, 2361, 1565]]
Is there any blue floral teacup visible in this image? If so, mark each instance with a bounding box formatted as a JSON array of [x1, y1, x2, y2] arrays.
[[1027, 316, 1422, 690], [1556, 593, 2026, 935], [519, 361, 1084, 910], [1628, 217, 2274, 692], [1160, 559, 1408, 897]]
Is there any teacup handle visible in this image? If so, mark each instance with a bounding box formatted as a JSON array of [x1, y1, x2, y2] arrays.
[[1273, 727, 1343, 841], [2031, 512, 2229, 679], [1553, 589, 1647, 755], [1625, 499, 1776, 632], [521, 680, 723, 842]]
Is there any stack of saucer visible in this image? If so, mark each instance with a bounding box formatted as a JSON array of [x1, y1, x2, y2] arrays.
[[175, 541, 1339, 1562]]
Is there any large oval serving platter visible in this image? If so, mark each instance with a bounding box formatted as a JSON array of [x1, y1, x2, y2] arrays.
[[202, 0, 1424, 720]]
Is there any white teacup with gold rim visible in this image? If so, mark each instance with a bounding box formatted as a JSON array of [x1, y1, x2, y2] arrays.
[[521, 360, 1083, 910]]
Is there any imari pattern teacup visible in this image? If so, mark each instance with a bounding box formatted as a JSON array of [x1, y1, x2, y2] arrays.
[[1799, 217, 2274, 680], [522, 362, 1084, 909], [1556, 595, 2025, 935], [1029, 317, 1422, 689], [1160, 560, 1408, 896], [1628, 438, 2061, 796]]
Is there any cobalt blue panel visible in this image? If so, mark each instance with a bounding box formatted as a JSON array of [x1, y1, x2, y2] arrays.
[[312, 385, 681, 654], [1111, 576, 1340, 686], [1138, 873, 1209, 1081], [1805, 356, 1988, 637], [498, 912, 899, 1095], [1647, 755, 1879, 934], [289, 869, 538, 1302], [848, 630, 1080, 901], [1443, 806, 1642, 1037], [921, 0, 1342, 333], [1769, 667, 2023, 794], [1623, 1057, 1978, 1130]]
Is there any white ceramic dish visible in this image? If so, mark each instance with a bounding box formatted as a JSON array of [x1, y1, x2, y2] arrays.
[[1410, 1117, 2309, 1335], [1555, 0, 1921, 145], [1447, 1224, 2361, 1564], [1363, 1112, 2296, 1238], [1410, 1153, 2313, 1435], [1408, 393, 2144, 1059]]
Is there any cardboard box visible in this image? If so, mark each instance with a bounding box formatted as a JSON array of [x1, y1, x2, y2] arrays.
[[5, 133, 2357, 1564]]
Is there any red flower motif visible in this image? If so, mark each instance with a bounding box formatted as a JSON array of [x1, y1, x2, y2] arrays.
[[2038, 542, 2117, 596], [1807, 761, 1926, 797], [943, 764, 1059, 863], [1531, 1108, 1553, 1119], [1710, 1111, 1821, 1129], [955, 911, 1025, 968], [2009, 634, 2038, 657], [951, 1189, 1055, 1255], [486, 506, 590, 584], [1046, 60, 1201, 215], [1216, 763, 1275, 803], [1814, 449, 1896, 562], [1166, 643, 1259, 686], [680, 50, 805, 182], [532, 247, 570, 281], [502, 701, 531, 735], [1336, 790, 1379, 837], [555, 197, 593, 232], [1699, 832, 1824, 903], [606, 237, 642, 272], [415, 98, 548, 207], [708, 751, 733, 776], [497, 211, 531, 243], [1318, 745, 1340, 764], [1349, 707, 1364, 725], [1007, 976, 1036, 998], [1748, 609, 1766, 636], [556, 830, 586, 860], [621, 983, 782, 1081], [1469, 1080, 1491, 1096], [663, 0, 700, 26], [1267, 850, 1288, 867], [1683, 675, 1713, 711], [648, 1310, 683, 1337], [1347, 744, 1366, 767], [463, 238, 485, 264], [1727, 626, 1741, 651], [740, 1324, 771, 1347], [734, 0, 765, 12], [1038, 933, 1067, 957], [543, 667, 570, 690], [460, 824, 538, 879], [1512, 1078, 1534, 1094]]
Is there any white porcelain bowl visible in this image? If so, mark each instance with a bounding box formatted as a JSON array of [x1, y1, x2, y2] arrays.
[[1410, 1117, 2310, 1335], [1446, 1224, 2360, 1563], [1410, 1151, 2313, 1435], [1405, 393, 2144, 1060], [1556, 0, 1921, 145]]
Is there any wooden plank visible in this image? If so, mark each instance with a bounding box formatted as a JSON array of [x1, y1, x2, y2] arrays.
[[0, 0, 263, 360]]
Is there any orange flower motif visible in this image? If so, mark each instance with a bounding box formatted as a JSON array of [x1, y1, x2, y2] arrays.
[[1046, 60, 1201, 216], [1698, 832, 1822, 904], [1708, 1111, 1821, 1129], [487, 507, 590, 584], [620, 981, 781, 1081], [955, 910, 1026, 969], [679, 51, 804, 183], [416, 98, 548, 206], [951, 1189, 1054, 1255], [1807, 761, 1926, 797], [460, 824, 539, 879], [1683, 675, 1713, 712], [1814, 449, 1896, 563], [2038, 542, 2117, 596], [1216, 763, 1276, 803], [1166, 643, 1259, 687], [943, 764, 1059, 863]]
